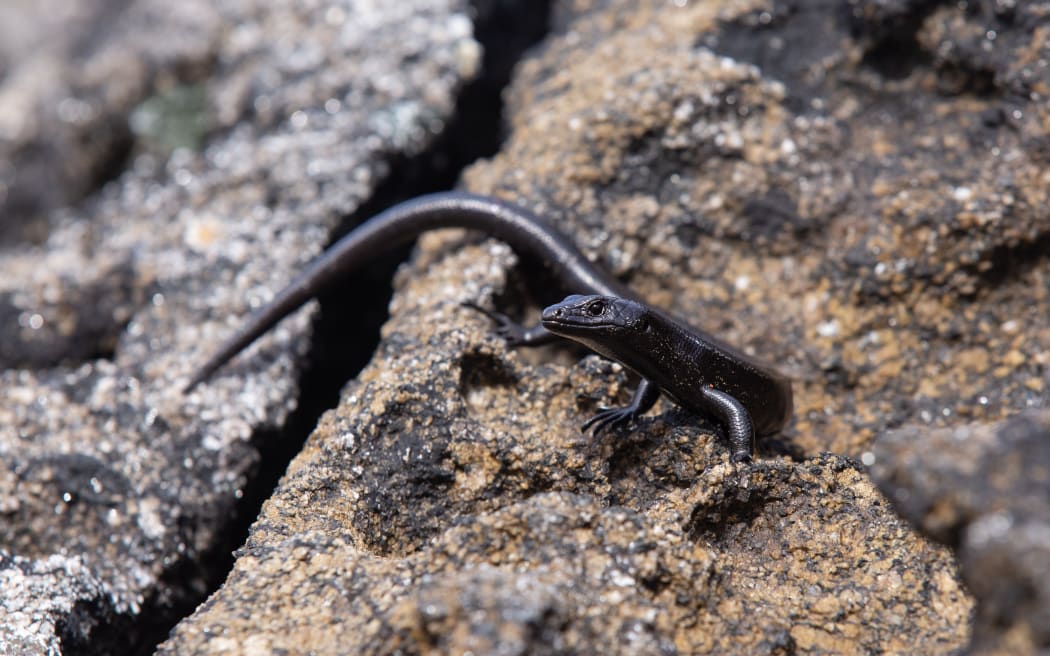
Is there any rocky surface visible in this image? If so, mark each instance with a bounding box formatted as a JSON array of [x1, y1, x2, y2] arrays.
[[166, 0, 1048, 653], [0, 0, 220, 244], [6, 0, 1049, 653], [0, 1, 478, 653], [167, 445, 968, 653], [871, 411, 1050, 655]]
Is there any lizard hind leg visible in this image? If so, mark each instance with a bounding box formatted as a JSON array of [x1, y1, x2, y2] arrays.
[[699, 387, 755, 463]]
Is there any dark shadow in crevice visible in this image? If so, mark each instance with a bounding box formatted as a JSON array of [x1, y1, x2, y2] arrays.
[[759, 429, 807, 462], [687, 486, 773, 547], [860, 32, 930, 81], [57, 541, 223, 656], [0, 118, 136, 248], [972, 231, 1050, 292], [0, 261, 139, 372], [701, 0, 845, 105]]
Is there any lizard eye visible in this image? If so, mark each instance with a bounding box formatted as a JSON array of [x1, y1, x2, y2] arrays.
[[586, 300, 605, 316]]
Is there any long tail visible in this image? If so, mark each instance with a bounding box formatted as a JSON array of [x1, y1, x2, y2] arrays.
[[182, 192, 625, 392]]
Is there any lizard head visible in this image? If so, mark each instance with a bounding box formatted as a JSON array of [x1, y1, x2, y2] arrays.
[[540, 295, 651, 339]]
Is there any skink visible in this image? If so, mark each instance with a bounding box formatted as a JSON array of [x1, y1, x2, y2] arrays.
[[184, 192, 792, 462]]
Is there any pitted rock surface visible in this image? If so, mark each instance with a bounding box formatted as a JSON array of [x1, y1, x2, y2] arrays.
[[0, 1, 478, 653], [167, 447, 967, 653]]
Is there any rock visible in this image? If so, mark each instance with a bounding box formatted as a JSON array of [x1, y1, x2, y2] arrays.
[[9, 0, 1048, 651], [0, 0, 478, 653], [871, 411, 1050, 655], [486, 0, 1050, 458], [162, 0, 1050, 651], [164, 459, 967, 654], [0, 0, 221, 244]]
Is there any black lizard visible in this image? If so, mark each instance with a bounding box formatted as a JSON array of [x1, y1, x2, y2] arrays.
[[184, 192, 792, 462]]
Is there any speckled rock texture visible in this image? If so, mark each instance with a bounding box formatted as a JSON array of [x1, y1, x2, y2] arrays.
[[0, 1, 478, 653], [871, 411, 1050, 656], [165, 0, 1050, 653], [0, 0, 220, 244]]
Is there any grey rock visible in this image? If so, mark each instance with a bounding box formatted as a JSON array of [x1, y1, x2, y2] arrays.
[[0, 0, 479, 653], [871, 411, 1050, 655], [0, 0, 221, 243]]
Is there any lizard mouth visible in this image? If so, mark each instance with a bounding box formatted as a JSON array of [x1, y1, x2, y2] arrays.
[[540, 304, 612, 332]]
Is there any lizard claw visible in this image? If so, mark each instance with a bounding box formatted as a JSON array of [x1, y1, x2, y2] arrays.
[[730, 450, 753, 464], [581, 407, 636, 434]]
